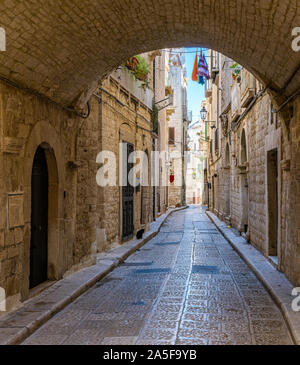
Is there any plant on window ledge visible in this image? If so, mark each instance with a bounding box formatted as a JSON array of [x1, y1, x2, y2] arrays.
[[230, 63, 242, 82], [125, 56, 139, 71], [124, 55, 150, 84], [134, 55, 150, 81]]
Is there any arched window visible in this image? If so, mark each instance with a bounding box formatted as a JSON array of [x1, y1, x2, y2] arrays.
[[225, 143, 230, 167], [241, 129, 247, 164]]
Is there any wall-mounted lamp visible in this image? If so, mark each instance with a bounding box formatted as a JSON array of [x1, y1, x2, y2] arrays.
[[200, 106, 207, 121]]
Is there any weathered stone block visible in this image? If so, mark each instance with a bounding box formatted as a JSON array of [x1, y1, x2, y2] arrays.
[[0, 231, 4, 249], [7, 246, 19, 259], [8, 194, 24, 229]]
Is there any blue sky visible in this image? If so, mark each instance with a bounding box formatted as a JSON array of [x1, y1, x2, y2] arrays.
[[184, 47, 208, 123]]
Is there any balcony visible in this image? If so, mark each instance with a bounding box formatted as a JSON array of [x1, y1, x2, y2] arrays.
[[110, 67, 154, 110], [205, 78, 212, 98], [240, 68, 256, 108]]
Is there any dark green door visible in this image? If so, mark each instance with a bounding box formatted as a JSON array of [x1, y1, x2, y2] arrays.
[[30, 147, 48, 288], [122, 143, 134, 240]]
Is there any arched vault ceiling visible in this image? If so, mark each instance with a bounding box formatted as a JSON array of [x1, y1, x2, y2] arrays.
[[0, 0, 300, 107]]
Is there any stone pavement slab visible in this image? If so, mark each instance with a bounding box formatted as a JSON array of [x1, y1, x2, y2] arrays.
[[0, 207, 186, 345], [20, 206, 294, 345], [207, 210, 300, 345]]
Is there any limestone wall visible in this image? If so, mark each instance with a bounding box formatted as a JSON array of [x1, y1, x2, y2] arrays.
[[0, 81, 99, 306], [167, 50, 187, 207], [96, 74, 153, 250], [206, 69, 300, 285], [154, 52, 168, 214]]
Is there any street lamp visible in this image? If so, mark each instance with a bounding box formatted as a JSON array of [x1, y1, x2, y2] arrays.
[[200, 106, 207, 122], [200, 106, 216, 124]]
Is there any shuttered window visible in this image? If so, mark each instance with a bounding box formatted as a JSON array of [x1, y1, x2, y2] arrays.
[[169, 127, 175, 145]]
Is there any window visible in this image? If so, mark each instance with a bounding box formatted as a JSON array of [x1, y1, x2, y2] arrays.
[[169, 127, 175, 145], [215, 128, 219, 152], [241, 129, 247, 164], [153, 59, 156, 91]]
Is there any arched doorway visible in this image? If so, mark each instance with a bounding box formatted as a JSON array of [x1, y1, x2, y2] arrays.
[[22, 121, 63, 300], [122, 142, 134, 240], [240, 129, 249, 234], [30, 146, 49, 288], [141, 149, 150, 226], [224, 143, 231, 219]]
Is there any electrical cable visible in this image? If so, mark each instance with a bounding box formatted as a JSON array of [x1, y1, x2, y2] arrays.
[[0, 74, 91, 119], [272, 89, 300, 114], [93, 93, 154, 135]]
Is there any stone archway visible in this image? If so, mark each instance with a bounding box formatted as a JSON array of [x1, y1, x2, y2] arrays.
[[0, 1, 299, 109], [23, 121, 64, 300]]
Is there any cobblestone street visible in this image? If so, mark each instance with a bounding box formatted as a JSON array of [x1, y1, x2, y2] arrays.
[[21, 207, 293, 345]]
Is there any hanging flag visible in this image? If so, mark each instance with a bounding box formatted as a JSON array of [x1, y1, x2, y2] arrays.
[[192, 52, 199, 82], [197, 51, 210, 85]]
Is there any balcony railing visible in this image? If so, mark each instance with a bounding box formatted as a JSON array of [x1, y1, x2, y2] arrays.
[[111, 67, 154, 110], [205, 78, 212, 97], [211, 51, 220, 81]]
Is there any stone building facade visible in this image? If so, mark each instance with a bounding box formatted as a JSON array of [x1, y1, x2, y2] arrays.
[[153, 50, 169, 217], [0, 80, 99, 309], [186, 120, 205, 205], [204, 50, 300, 286], [95, 52, 159, 250], [167, 49, 189, 207], [0, 51, 170, 311]]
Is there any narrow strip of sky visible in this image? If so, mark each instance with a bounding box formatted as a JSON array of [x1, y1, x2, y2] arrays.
[[185, 47, 207, 124]]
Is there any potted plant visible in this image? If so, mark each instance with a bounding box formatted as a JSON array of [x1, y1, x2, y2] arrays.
[[125, 56, 138, 71], [134, 55, 150, 81], [230, 63, 242, 82]]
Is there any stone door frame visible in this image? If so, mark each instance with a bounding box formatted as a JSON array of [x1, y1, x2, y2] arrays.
[[265, 128, 281, 268], [22, 121, 65, 300]]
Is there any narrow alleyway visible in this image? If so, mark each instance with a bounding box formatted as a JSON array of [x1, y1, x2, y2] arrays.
[[21, 207, 293, 345]]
